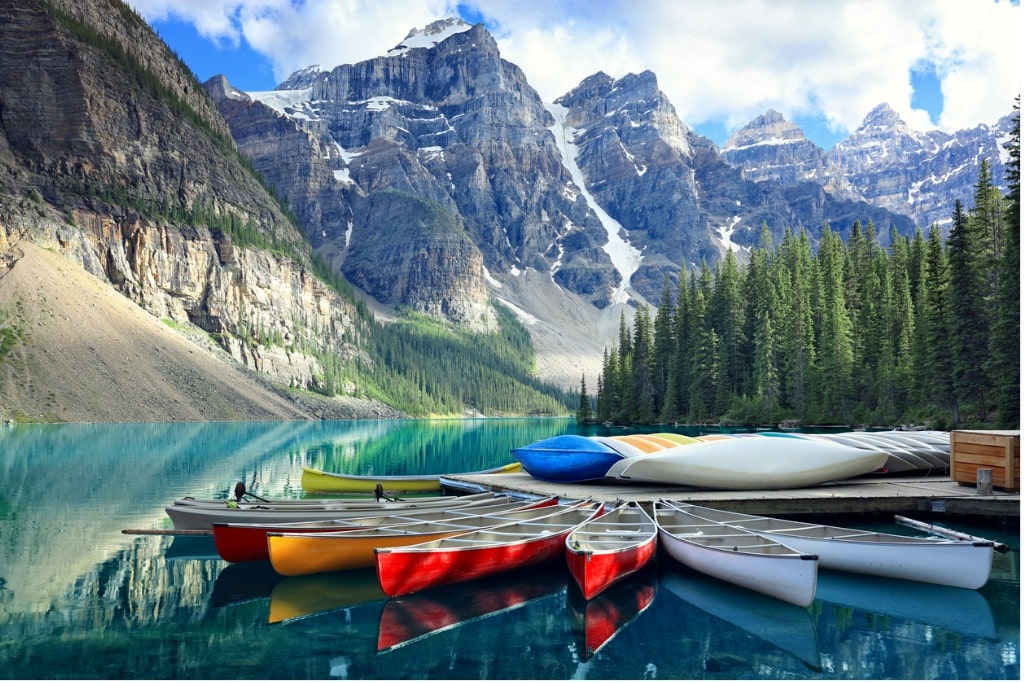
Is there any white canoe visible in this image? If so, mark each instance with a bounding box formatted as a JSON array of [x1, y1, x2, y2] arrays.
[[667, 502, 993, 589], [653, 501, 818, 607], [607, 437, 887, 490], [166, 493, 511, 530]]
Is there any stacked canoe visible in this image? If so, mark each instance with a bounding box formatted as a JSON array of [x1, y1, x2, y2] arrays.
[[510, 430, 950, 487]]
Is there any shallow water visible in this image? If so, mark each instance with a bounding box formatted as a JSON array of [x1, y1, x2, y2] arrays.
[[0, 419, 1018, 679]]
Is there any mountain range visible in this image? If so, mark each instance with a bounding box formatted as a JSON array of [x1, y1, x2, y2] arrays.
[[0, 4, 1014, 421]]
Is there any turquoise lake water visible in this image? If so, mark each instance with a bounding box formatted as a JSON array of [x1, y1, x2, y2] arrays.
[[0, 418, 1018, 679]]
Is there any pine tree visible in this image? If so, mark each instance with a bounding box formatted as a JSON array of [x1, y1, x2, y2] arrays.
[[990, 100, 1021, 427], [947, 199, 990, 423], [576, 374, 592, 424]]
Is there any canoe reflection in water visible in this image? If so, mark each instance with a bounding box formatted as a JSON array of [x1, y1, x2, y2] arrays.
[[268, 568, 387, 624], [814, 571, 998, 640], [377, 562, 568, 652], [209, 561, 283, 608], [565, 565, 658, 661], [659, 564, 822, 671]]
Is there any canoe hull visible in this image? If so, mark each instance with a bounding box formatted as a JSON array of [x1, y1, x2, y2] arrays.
[[266, 498, 562, 576], [511, 435, 624, 483], [756, 531, 993, 589], [300, 462, 523, 494], [654, 503, 818, 607], [608, 437, 887, 489], [375, 505, 602, 597], [670, 501, 993, 589], [565, 503, 657, 600], [167, 493, 491, 530], [269, 530, 464, 576], [657, 528, 817, 607]]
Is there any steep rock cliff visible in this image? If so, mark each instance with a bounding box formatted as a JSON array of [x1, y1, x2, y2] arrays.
[[0, 0, 384, 418]]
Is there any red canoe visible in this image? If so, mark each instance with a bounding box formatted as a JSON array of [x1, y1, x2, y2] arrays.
[[374, 501, 602, 597], [212, 495, 540, 563], [564, 501, 658, 600]]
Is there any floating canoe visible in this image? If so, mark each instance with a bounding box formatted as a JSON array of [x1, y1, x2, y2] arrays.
[[653, 501, 818, 607], [667, 501, 993, 589], [510, 435, 626, 483], [212, 495, 540, 563], [377, 568, 568, 652], [268, 497, 568, 576], [171, 490, 494, 508], [166, 492, 498, 530], [374, 502, 604, 597], [565, 501, 657, 600], [607, 437, 887, 489], [300, 462, 523, 494]]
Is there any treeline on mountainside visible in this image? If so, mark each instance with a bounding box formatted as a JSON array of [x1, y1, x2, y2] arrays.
[[315, 305, 572, 416], [579, 105, 1020, 430]]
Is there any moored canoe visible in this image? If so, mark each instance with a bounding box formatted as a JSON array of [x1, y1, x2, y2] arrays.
[[654, 501, 818, 607], [300, 462, 523, 494], [212, 495, 540, 563], [666, 501, 993, 589], [375, 501, 604, 597], [565, 501, 657, 600], [167, 492, 499, 530], [267, 497, 568, 576]]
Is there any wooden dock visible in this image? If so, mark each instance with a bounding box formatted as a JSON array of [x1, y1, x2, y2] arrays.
[[442, 472, 1019, 519]]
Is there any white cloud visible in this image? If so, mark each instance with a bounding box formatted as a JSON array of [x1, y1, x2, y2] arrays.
[[131, 0, 1021, 140]]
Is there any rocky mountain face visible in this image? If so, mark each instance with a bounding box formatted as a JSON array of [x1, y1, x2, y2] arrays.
[[0, 0, 370, 409], [723, 104, 1015, 230], [210, 19, 916, 322]]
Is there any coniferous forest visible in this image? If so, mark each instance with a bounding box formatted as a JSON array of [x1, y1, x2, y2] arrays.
[[580, 105, 1020, 430]]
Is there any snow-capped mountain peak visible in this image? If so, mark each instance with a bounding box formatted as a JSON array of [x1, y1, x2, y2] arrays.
[[387, 18, 473, 56]]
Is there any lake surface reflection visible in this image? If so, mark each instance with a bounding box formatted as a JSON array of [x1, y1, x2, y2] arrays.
[[0, 419, 1018, 679]]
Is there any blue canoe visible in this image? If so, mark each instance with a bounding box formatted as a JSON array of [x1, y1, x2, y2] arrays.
[[511, 435, 626, 483]]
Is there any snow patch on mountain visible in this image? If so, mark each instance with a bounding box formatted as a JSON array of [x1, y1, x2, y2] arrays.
[[388, 18, 472, 56], [545, 102, 641, 305]]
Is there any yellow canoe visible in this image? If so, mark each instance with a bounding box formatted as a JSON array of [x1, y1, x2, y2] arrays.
[[300, 462, 523, 494]]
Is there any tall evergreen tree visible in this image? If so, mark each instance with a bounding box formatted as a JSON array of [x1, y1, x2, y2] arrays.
[[947, 199, 989, 423], [921, 224, 958, 424], [576, 373, 592, 423], [815, 228, 854, 419], [990, 100, 1021, 427]]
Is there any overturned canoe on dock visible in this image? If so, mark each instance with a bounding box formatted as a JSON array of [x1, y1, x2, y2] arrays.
[[607, 436, 887, 489]]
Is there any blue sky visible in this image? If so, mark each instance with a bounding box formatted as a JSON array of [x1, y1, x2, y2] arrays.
[[134, 0, 1020, 150]]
